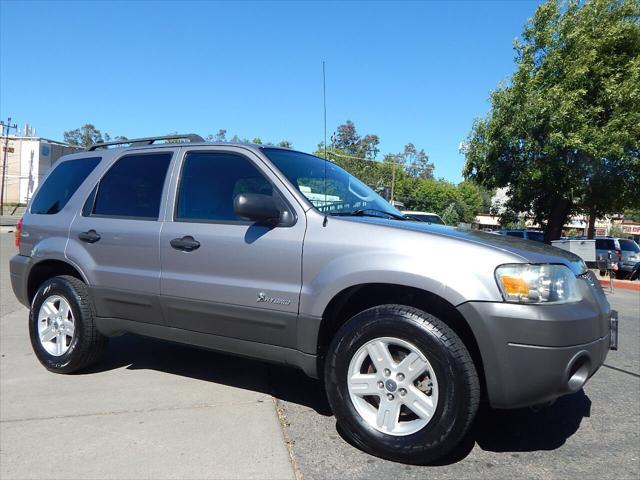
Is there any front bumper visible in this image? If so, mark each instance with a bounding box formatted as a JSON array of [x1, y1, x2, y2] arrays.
[[458, 275, 614, 409]]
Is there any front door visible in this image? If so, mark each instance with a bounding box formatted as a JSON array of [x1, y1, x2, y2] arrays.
[[159, 147, 306, 348], [67, 149, 176, 325]]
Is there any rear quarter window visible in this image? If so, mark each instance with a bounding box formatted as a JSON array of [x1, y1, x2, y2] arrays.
[[30, 157, 101, 215]]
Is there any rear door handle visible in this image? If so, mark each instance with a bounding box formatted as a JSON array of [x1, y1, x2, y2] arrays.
[[78, 230, 101, 243], [170, 235, 201, 252]]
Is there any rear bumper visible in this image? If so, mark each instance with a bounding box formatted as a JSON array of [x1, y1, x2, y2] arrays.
[[458, 288, 612, 409], [9, 254, 31, 308]]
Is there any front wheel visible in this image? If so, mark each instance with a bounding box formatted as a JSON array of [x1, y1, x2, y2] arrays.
[[324, 305, 479, 464]]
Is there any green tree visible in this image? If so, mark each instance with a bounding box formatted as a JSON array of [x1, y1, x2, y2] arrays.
[[398, 143, 434, 180], [441, 203, 461, 226], [278, 140, 293, 148], [63, 124, 105, 147], [463, 0, 640, 241]]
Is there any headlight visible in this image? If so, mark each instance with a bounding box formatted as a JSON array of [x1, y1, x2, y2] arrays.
[[495, 264, 582, 304]]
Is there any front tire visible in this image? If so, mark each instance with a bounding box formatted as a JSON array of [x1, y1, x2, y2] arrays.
[[29, 275, 107, 373], [324, 305, 479, 464]]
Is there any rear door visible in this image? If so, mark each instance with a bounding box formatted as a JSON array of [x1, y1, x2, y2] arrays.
[[159, 147, 306, 348], [67, 149, 177, 325]]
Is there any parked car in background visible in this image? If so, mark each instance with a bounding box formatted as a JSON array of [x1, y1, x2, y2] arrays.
[[594, 237, 640, 278], [401, 211, 444, 224], [496, 230, 546, 243]]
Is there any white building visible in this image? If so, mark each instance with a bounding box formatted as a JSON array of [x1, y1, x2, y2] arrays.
[[0, 136, 81, 204]]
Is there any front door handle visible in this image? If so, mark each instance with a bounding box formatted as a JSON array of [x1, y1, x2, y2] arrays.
[[170, 235, 201, 252], [78, 229, 101, 243]]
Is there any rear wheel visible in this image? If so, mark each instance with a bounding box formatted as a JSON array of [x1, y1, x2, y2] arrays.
[[324, 304, 479, 464], [29, 275, 107, 373]]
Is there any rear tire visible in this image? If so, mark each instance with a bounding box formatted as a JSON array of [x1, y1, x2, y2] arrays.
[[324, 304, 479, 464], [29, 275, 107, 373]]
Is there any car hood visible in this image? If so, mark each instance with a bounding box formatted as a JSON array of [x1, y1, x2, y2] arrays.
[[340, 216, 588, 275]]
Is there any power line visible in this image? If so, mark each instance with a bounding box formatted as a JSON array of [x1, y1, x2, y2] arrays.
[[1, 117, 18, 216]]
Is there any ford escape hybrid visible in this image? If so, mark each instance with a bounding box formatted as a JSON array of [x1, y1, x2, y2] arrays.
[[10, 134, 618, 464]]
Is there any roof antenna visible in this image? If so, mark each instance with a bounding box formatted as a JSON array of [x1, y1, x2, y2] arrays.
[[322, 60, 328, 227]]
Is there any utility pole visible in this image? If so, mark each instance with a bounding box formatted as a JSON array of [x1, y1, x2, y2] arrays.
[[0, 117, 18, 216]]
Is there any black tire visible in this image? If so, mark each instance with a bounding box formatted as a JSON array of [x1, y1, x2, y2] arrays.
[[29, 275, 107, 373], [324, 304, 479, 464]]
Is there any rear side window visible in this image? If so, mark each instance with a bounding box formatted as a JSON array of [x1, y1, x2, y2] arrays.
[[31, 157, 101, 215], [176, 152, 272, 222], [596, 239, 615, 250], [525, 231, 545, 242], [91, 153, 172, 219]]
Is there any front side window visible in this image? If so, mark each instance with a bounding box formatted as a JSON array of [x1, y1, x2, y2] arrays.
[[91, 153, 172, 219], [262, 148, 402, 219], [176, 151, 273, 222], [31, 157, 101, 215]]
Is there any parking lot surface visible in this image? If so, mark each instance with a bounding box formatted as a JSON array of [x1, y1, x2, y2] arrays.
[[1, 232, 638, 479], [274, 288, 640, 480]]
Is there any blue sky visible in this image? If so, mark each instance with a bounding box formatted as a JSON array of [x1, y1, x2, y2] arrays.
[[1, 0, 541, 182]]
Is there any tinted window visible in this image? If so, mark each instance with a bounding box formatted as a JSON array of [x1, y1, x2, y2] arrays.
[[176, 152, 272, 221], [92, 153, 172, 219], [620, 240, 640, 252], [31, 157, 100, 215], [506, 231, 524, 238], [596, 239, 615, 250], [525, 231, 545, 242]]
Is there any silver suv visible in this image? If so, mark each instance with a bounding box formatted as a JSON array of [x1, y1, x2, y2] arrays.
[[10, 135, 617, 464]]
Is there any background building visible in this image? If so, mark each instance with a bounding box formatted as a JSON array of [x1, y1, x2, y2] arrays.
[[1, 135, 80, 205]]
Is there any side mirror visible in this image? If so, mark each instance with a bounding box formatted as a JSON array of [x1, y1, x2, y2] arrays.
[[233, 193, 281, 223]]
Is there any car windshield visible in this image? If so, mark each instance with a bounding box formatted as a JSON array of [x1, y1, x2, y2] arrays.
[[620, 239, 640, 252], [262, 148, 402, 218]]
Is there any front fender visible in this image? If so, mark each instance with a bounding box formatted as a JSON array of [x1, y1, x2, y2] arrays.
[[299, 250, 501, 318]]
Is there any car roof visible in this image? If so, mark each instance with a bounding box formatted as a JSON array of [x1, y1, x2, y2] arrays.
[[57, 141, 301, 163]]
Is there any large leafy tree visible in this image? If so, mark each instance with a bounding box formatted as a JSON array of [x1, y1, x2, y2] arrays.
[[463, 0, 640, 241], [63, 124, 106, 147]]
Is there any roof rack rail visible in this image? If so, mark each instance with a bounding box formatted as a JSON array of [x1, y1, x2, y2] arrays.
[[87, 134, 205, 151]]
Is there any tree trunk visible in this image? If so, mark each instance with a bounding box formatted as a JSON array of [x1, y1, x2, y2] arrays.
[[587, 207, 597, 239], [544, 199, 572, 243]]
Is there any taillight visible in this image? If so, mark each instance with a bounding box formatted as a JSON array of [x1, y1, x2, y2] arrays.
[[15, 217, 22, 249]]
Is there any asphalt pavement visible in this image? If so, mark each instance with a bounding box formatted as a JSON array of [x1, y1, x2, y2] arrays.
[[1, 231, 638, 479], [274, 287, 640, 480]]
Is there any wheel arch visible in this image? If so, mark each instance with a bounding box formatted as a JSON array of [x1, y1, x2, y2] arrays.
[[27, 259, 87, 304], [316, 283, 486, 399]]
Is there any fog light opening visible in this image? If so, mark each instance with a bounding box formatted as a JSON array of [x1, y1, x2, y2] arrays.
[[567, 356, 591, 392]]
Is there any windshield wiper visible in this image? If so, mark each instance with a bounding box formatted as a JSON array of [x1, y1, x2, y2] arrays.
[[330, 208, 407, 221]]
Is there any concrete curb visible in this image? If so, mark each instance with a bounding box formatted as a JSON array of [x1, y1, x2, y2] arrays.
[[598, 278, 640, 292]]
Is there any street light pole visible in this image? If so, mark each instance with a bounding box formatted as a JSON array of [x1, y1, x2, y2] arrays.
[[0, 117, 18, 216]]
